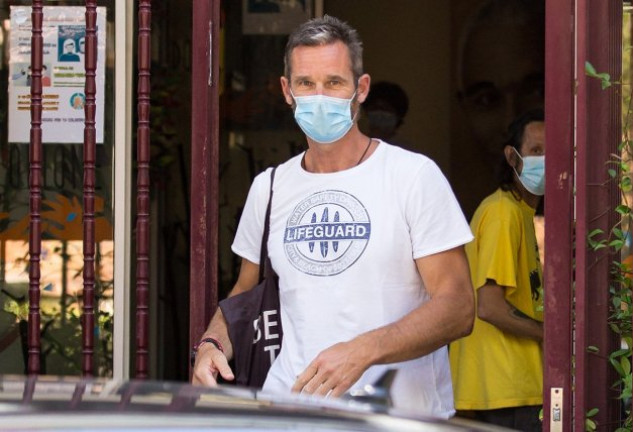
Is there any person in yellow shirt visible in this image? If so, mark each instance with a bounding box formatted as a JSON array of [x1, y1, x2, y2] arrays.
[[450, 109, 544, 431]]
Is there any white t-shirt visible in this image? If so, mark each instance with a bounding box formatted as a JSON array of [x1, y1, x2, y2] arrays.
[[232, 142, 473, 418]]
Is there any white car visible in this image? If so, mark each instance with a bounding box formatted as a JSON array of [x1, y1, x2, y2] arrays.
[[0, 375, 516, 431]]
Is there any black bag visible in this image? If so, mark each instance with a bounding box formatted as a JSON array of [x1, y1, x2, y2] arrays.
[[219, 168, 282, 388]]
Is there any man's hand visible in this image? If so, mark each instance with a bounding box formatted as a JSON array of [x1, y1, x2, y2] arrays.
[[292, 246, 474, 397], [191, 258, 260, 387], [191, 343, 235, 387], [291, 340, 370, 397]]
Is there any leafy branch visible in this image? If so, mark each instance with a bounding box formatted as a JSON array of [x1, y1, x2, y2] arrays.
[[585, 61, 633, 431]]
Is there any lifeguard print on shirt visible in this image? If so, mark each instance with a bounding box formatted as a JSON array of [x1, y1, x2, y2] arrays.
[[284, 190, 371, 276]]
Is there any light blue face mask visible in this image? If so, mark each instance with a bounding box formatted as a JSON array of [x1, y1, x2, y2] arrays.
[[513, 148, 545, 196], [367, 110, 399, 133], [291, 90, 356, 144]]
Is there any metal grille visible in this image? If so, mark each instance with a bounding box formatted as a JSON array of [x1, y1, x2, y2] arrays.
[[135, 0, 152, 379], [82, 0, 98, 377], [27, 0, 44, 376], [26, 0, 152, 379]]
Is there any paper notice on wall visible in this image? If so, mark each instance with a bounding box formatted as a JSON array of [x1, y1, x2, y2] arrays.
[[8, 6, 106, 144]]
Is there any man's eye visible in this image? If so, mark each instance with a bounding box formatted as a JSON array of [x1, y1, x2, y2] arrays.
[[518, 86, 545, 108], [520, 77, 545, 100], [468, 89, 503, 111]]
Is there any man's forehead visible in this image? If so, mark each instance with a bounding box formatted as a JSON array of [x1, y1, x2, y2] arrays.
[[525, 121, 545, 136], [461, 24, 543, 88], [291, 72, 349, 82], [462, 72, 543, 96], [289, 42, 353, 72], [522, 121, 545, 146]]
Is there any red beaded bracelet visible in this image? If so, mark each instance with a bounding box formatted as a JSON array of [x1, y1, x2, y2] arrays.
[[190, 337, 224, 366]]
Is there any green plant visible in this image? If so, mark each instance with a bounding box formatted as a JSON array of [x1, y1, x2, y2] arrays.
[[1, 241, 114, 376], [586, 61, 615, 89], [2, 290, 113, 376], [586, 407, 599, 431], [585, 61, 633, 431]]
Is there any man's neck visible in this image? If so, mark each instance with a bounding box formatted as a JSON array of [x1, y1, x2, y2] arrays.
[[303, 129, 373, 173], [513, 180, 541, 209]]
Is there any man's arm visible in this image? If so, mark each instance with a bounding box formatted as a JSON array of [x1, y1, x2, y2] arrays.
[[292, 245, 475, 397], [477, 281, 543, 341], [191, 258, 260, 386]]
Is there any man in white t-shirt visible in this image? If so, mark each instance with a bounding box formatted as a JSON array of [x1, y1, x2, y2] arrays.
[[192, 15, 475, 418]]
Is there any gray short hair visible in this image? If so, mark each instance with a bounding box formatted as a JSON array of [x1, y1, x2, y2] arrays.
[[284, 15, 364, 82]]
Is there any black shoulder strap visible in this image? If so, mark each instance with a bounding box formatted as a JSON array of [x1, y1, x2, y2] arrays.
[[258, 167, 276, 283]]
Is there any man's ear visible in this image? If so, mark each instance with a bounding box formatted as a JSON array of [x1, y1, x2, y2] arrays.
[[504, 145, 519, 168], [356, 73, 371, 104], [280, 76, 293, 106]]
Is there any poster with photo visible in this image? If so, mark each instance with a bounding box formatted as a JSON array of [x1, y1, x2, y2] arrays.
[[8, 6, 106, 144], [449, 0, 544, 220]]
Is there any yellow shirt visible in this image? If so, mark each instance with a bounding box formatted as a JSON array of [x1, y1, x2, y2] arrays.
[[449, 189, 543, 410]]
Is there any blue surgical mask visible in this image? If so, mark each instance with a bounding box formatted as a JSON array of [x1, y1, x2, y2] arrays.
[[291, 90, 356, 144], [513, 148, 545, 196], [367, 110, 399, 133]]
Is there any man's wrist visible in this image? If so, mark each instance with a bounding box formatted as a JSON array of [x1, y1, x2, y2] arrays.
[[351, 332, 380, 367], [190, 337, 224, 366]]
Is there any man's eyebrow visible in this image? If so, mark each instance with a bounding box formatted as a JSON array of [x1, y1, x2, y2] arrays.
[[522, 72, 545, 85], [292, 75, 311, 83], [525, 71, 545, 79], [462, 81, 496, 97], [463, 72, 545, 97], [292, 74, 349, 83], [325, 74, 348, 82]]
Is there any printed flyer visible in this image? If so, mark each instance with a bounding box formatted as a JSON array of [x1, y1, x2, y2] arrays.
[[8, 6, 106, 144]]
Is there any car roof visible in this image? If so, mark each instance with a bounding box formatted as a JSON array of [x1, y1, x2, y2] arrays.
[[0, 375, 515, 432]]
